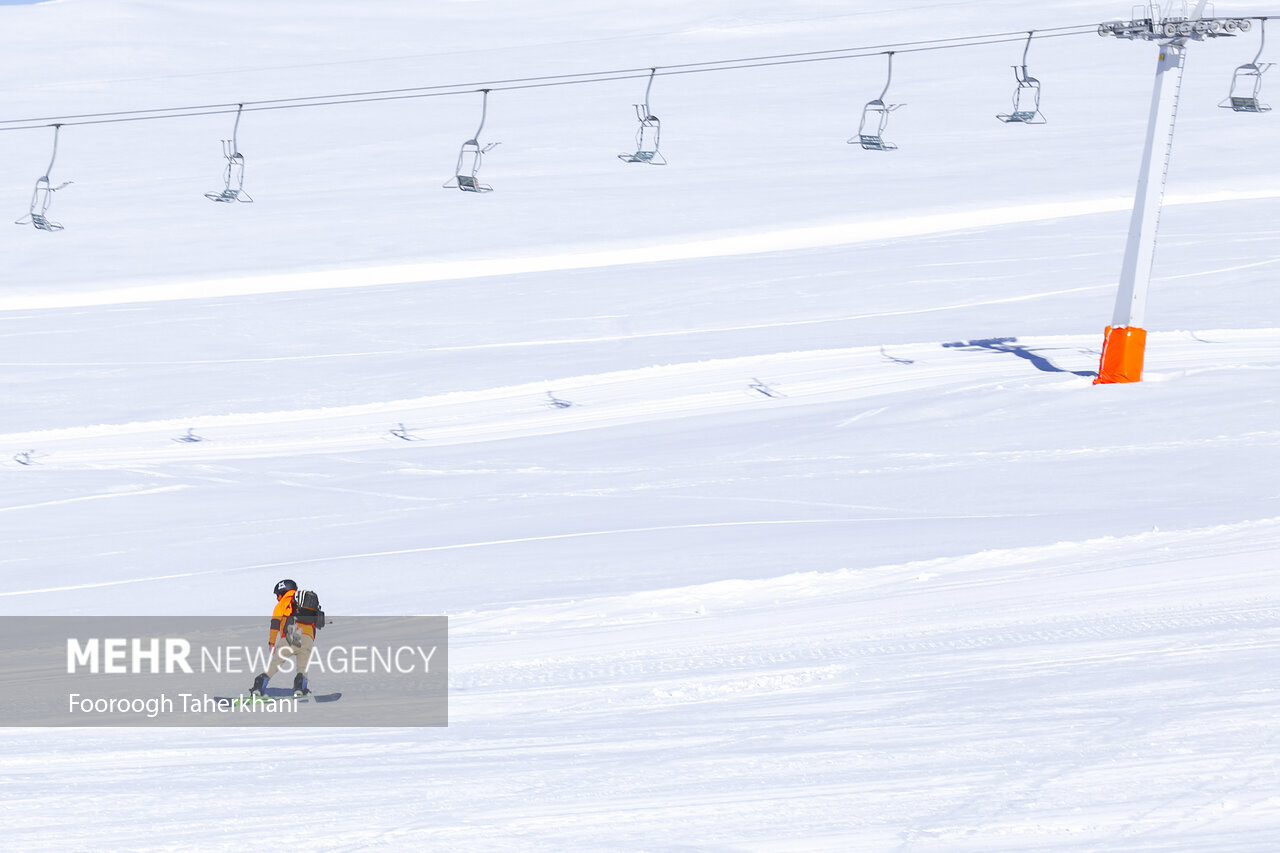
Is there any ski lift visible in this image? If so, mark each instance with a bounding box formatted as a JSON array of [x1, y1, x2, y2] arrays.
[[849, 52, 905, 151], [997, 32, 1047, 124], [1220, 18, 1272, 113], [205, 104, 253, 203], [444, 89, 500, 193], [14, 124, 71, 232], [619, 68, 666, 165]]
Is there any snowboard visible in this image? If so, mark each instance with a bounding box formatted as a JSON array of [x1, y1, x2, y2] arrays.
[[213, 691, 342, 707]]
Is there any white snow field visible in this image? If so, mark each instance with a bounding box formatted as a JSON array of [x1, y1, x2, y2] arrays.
[[2, 0, 1279, 849]]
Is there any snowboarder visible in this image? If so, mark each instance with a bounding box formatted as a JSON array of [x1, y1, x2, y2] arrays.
[[250, 578, 318, 697]]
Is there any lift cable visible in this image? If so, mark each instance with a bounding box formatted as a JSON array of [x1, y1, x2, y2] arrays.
[[0, 23, 1106, 132]]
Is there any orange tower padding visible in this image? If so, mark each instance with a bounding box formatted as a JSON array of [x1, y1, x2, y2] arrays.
[[1093, 326, 1147, 384]]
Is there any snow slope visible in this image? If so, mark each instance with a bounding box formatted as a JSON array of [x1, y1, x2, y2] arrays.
[[2, 0, 1279, 850]]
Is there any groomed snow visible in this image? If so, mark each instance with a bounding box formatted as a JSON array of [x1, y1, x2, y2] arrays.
[[2, 0, 1278, 850]]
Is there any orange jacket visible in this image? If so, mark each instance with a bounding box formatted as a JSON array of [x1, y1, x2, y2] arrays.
[[268, 589, 316, 645]]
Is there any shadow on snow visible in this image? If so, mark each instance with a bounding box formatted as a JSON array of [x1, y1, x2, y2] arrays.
[[942, 337, 1097, 378]]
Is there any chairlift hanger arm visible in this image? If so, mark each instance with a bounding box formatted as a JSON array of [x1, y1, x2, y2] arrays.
[[230, 103, 243, 156], [878, 51, 895, 102], [473, 89, 490, 143], [44, 123, 61, 179], [642, 67, 657, 117], [1014, 30, 1039, 83]]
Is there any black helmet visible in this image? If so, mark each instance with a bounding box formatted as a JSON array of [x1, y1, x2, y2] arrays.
[[273, 578, 298, 597]]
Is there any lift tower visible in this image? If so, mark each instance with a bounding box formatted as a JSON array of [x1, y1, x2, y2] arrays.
[[1094, 3, 1252, 383]]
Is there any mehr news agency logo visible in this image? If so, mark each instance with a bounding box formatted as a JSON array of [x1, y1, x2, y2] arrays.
[[64, 580, 439, 719]]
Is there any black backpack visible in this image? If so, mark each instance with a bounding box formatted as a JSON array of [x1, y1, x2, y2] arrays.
[[293, 589, 325, 629]]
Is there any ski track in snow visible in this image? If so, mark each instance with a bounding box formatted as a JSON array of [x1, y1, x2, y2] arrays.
[[0, 483, 191, 513], [2, 328, 1277, 469], [5, 265, 1280, 853], [5, 518, 1278, 851]]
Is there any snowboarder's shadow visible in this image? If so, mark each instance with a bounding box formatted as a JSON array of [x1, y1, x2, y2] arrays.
[[942, 337, 1096, 378], [255, 686, 341, 702]]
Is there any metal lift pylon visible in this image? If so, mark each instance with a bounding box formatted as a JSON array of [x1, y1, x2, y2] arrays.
[[1094, 2, 1254, 383]]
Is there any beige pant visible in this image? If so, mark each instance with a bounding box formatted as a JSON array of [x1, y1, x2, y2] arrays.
[[266, 632, 314, 677]]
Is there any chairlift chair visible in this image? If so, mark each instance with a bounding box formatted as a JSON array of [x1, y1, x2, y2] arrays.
[[206, 104, 254, 203], [997, 33, 1047, 124], [14, 124, 69, 232], [445, 90, 500, 192], [619, 105, 665, 164], [447, 138, 498, 192], [855, 100, 902, 150], [23, 176, 65, 231], [205, 145, 253, 203], [619, 68, 667, 165], [1220, 19, 1272, 113], [1223, 63, 1273, 111], [849, 52, 905, 151]]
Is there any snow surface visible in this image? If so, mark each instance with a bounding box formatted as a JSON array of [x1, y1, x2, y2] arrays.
[[2, 0, 1279, 849]]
